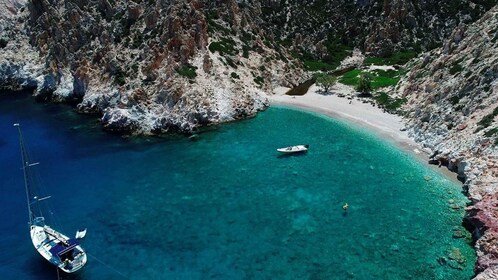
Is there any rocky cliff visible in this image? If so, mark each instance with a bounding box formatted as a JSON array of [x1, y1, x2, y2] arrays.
[[0, 0, 305, 134], [1, 0, 494, 134], [400, 6, 498, 278]]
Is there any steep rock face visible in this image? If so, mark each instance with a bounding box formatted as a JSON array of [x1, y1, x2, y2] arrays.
[[258, 0, 494, 59], [2, 0, 495, 134], [1, 0, 304, 134], [400, 6, 498, 278], [0, 0, 42, 91]]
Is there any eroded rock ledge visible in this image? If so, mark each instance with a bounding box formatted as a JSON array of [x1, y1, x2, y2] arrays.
[[400, 6, 498, 279]]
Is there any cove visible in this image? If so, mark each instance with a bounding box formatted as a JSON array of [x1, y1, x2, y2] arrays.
[[0, 93, 475, 279]]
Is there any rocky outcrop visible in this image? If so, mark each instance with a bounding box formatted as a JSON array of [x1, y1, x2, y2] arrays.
[[400, 5, 498, 278], [0, 0, 304, 134], [0, 0, 42, 91], [2, 0, 494, 134]]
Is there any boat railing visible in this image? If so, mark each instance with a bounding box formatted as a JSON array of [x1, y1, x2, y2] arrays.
[[43, 226, 69, 245]]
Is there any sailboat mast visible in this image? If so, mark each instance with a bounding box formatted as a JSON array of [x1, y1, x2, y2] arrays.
[[14, 124, 34, 225]]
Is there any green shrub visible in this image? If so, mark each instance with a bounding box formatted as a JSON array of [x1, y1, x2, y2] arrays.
[[242, 45, 250, 58], [231, 72, 240, 79], [364, 51, 417, 65], [291, 38, 351, 71], [254, 76, 264, 86], [357, 73, 372, 93], [0, 38, 7, 48], [484, 127, 498, 137], [113, 69, 126, 86], [131, 63, 139, 73], [209, 38, 238, 56], [304, 60, 337, 71], [374, 92, 407, 112], [449, 63, 463, 75], [315, 74, 337, 92], [176, 65, 198, 79], [225, 57, 237, 68], [132, 32, 143, 48], [477, 106, 498, 129], [450, 95, 461, 105]]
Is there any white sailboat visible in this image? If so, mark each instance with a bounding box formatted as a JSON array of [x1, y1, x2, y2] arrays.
[[14, 123, 87, 273]]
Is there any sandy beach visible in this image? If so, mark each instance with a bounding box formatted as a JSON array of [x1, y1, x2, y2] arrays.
[[267, 83, 462, 183], [268, 84, 420, 151]]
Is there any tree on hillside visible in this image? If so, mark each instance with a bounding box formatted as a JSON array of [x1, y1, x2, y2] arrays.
[[356, 72, 372, 95], [316, 74, 337, 93]]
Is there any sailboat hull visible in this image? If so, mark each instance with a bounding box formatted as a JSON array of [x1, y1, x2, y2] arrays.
[[31, 225, 87, 273]]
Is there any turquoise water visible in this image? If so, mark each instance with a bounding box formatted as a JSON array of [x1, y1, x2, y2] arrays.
[[0, 92, 475, 279]]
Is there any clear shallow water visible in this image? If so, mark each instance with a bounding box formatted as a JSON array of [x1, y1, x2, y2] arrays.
[[0, 92, 475, 279]]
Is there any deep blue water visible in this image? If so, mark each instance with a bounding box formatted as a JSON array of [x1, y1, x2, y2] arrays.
[[0, 92, 475, 279]]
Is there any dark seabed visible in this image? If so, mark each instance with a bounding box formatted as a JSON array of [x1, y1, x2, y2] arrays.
[[0, 92, 475, 279]]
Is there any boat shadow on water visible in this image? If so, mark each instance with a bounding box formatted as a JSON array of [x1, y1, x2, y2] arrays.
[[24, 257, 84, 280], [277, 152, 308, 159]]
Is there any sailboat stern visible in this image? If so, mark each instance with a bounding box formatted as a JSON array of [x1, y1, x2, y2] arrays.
[[30, 225, 87, 273], [50, 239, 87, 273]]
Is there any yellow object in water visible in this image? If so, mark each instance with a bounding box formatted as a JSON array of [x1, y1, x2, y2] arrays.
[[343, 203, 349, 210]]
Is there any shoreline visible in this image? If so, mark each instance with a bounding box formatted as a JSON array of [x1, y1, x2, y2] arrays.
[[267, 84, 463, 185]]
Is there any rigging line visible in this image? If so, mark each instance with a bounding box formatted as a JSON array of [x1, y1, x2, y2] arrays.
[[87, 252, 130, 279]]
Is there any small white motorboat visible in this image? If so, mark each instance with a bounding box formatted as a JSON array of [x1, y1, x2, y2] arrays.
[[277, 144, 309, 154]]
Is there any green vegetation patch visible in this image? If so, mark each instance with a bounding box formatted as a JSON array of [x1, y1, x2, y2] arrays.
[[209, 37, 238, 56], [242, 45, 250, 59], [477, 106, 498, 129], [339, 69, 362, 86], [0, 38, 7, 48], [176, 64, 198, 79], [291, 37, 352, 71], [364, 51, 417, 66], [449, 63, 463, 75], [206, 11, 231, 35], [254, 76, 264, 86], [374, 92, 408, 112], [484, 127, 498, 137], [339, 69, 401, 89], [450, 95, 461, 105], [113, 67, 127, 86], [304, 60, 337, 72], [370, 70, 401, 88], [231, 72, 240, 79], [315, 73, 337, 91]]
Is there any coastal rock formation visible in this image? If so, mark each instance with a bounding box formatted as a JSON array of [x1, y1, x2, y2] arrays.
[[400, 6, 498, 278], [0, 0, 42, 91], [0, 0, 304, 134], [1, 0, 494, 134]]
